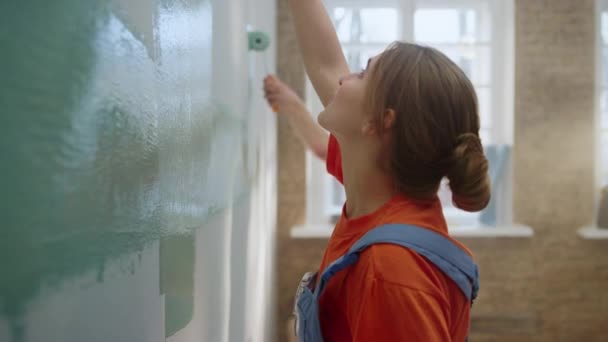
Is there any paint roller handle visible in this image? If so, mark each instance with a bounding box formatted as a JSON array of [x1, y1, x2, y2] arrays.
[[262, 75, 328, 160], [263, 75, 304, 114]]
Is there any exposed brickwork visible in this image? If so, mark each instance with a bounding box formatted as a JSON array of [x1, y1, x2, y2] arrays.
[[274, 0, 608, 341], [275, 1, 313, 341]]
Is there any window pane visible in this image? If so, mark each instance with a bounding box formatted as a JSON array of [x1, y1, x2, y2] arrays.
[[603, 130, 608, 186], [603, 47, 608, 87], [427, 45, 491, 85], [476, 87, 492, 129], [333, 8, 398, 43], [414, 4, 492, 43], [333, 8, 353, 42], [603, 10, 608, 188], [602, 12, 608, 44], [343, 48, 361, 70], [415, 9, 478, 43], [332, 178, 346, 207], [360, 8, 398, 43], [438, 178, 454, 209], [324, 176, 345, 216], [480, 128, 491, 146], [601, 91, 608, 129]]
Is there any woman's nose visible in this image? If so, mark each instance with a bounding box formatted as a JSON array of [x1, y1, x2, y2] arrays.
[[339, 73, 357, 86]]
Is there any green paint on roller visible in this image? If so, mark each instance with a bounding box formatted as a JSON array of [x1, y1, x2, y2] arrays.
[[248, 31, 270, 51]]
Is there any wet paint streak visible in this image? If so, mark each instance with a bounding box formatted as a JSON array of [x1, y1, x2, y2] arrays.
[[0, 0, 275, 341]]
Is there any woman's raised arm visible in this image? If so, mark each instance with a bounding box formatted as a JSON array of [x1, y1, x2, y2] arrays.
[[288, 0, 350, 106]]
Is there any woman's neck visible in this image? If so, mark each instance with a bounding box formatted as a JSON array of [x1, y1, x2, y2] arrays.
[[340, 140, 397, 219]]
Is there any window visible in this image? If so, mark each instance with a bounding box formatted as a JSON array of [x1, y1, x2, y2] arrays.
[[599, 1, 608, 187], [304, 0, 514, 229], [577, 0, 608, 237]]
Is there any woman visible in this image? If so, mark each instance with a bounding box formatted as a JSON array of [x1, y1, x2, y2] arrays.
[[264, 1, 489, 340]]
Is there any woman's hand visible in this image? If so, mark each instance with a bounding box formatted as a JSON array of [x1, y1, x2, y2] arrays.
[[262, 74, 329, 160], [263, 75, 306, 114]]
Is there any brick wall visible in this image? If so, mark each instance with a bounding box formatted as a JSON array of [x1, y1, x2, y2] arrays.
[[275, 0, 314, 340], [274, 0, 608, 341]]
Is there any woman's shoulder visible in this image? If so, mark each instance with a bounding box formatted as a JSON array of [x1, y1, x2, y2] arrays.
[[351, 241, 461, 303], [376, 194, 473, 257]]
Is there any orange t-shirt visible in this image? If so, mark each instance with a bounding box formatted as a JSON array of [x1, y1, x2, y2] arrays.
[[318, 135, 472, 341]]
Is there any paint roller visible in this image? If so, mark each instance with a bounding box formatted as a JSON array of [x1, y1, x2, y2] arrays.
[[248, 30, 279, 112], [243, 29, 272, 183]]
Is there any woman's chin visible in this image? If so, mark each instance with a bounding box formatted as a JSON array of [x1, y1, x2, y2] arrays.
[[317, 110, 329, 130]]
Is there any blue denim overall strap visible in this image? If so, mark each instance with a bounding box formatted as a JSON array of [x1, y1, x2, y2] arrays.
[[296, 223, 480, 342], [294, 272, 323, 342], [315, 223, 479, 302]]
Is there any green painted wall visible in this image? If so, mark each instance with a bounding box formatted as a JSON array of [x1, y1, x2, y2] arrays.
[[0, 0, 277, 341]]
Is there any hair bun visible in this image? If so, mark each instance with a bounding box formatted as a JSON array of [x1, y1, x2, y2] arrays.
[[447, 133, 491, 212], [453, 133, 483, 156]]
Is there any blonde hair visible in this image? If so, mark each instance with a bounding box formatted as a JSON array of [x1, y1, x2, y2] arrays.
[[366, 42, 490, 212]]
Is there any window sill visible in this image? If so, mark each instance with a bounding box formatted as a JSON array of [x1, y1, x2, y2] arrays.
[[577, 226, 608, 239], [449, 224, 534, 238], [291, 223, 534, 239], [291, 224, 334, 239]]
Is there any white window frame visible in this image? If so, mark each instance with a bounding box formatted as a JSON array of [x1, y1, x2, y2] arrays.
[[298, 0, 524, 237], [577, 0, 608, 239], [597, 0, 608, 192]]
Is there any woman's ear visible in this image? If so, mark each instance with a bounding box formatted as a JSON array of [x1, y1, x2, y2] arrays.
[[383, 108, 396, 130], [361, 120, 377, 136], [361, 109, 396, 136]]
